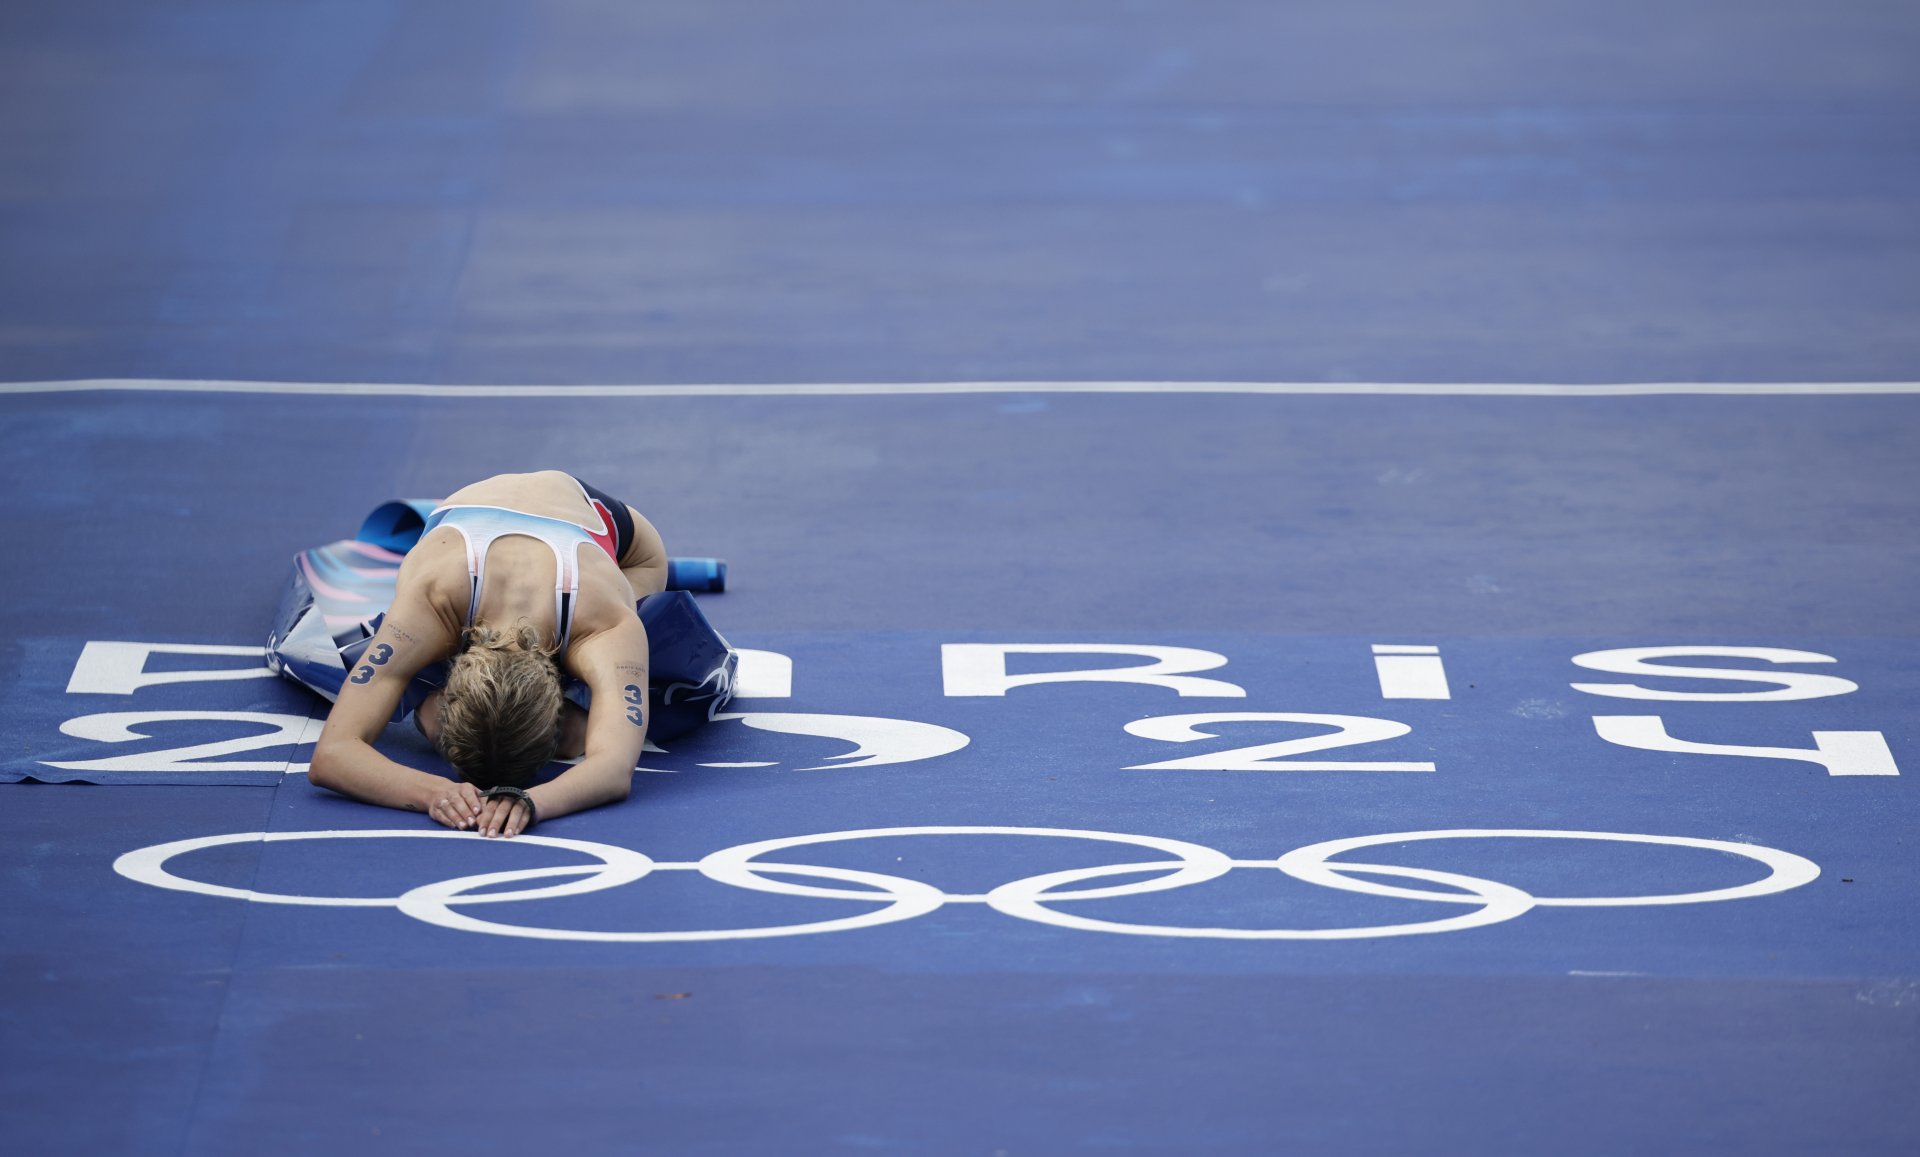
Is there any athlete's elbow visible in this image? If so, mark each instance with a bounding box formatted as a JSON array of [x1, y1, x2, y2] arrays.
[[306, 740, 347, 790]]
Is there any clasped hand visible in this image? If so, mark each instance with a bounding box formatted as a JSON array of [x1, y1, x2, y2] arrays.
[[427, 782, 532, 838]]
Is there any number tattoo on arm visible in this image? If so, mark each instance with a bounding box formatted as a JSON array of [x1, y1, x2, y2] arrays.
[[347, 643, 396, 685]]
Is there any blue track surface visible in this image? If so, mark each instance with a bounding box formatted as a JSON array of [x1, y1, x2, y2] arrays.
[[3, 3, 1918, 1155]]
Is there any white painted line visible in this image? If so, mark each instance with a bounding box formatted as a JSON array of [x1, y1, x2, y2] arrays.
[[1371, 644, 1440, 655], [283, 714, 326, 776], [3, 379, 1920, 398]]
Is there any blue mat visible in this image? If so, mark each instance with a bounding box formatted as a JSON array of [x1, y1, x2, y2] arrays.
[[3, 0, 1919, 1153]]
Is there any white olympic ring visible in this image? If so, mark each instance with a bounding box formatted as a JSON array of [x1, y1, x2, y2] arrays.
[[112, 826, 1821, 943], [112, 830, 658, 907]]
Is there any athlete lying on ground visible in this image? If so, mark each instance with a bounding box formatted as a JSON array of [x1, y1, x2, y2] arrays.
[[309, 470, 667, 838]]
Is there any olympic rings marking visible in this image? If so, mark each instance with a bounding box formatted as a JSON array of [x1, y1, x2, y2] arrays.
[[113, 826, 1821, 943], [399, 862, 946, 942], [989, 859, 1538, 940], [1273, 830, 1822, 909], [699, 826, 1236, 902], [111, 830, 656, 907]]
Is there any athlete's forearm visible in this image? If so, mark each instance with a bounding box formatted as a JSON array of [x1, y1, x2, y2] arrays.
[[308, 737, 449, 813], [540, 620, 648, 825], [526, 758, 633, 824]]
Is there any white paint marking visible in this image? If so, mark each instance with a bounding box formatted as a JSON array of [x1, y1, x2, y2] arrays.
[[66, 641, 274, 695], [732, 648, 793, 698], [1125, 712, 1434, 771], [1373, 654, 1452, 700], [1371, 644, 1440, 655], [1570, 646, 1857, 702], [115, 826, 1821, 943], [5, 379, 1920, 398], [714, 712, 970, 770], [45, 711, 312, 772], [282, 715, 326, 775], [942, 643, 1245, 698], [1593, 716, 1899, 776]]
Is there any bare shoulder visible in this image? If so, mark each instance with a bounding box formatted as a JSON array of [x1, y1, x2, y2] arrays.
[[390, 529, 469, 642]]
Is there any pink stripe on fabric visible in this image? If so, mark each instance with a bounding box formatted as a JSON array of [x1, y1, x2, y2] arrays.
[[298, 555, 361, 602]]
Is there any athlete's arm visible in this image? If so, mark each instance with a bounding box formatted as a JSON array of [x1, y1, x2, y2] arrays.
[[477, 618, 648, 838], [307, 581, 473, 826]]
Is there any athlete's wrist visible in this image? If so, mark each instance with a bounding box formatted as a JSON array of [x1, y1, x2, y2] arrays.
[[524, 783, 555, 823], [483, 785, 538, 828], [408, 775, 450, 813]]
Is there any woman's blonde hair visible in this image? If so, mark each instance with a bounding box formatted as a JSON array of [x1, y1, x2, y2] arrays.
[[435, 621, 564, 788]]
